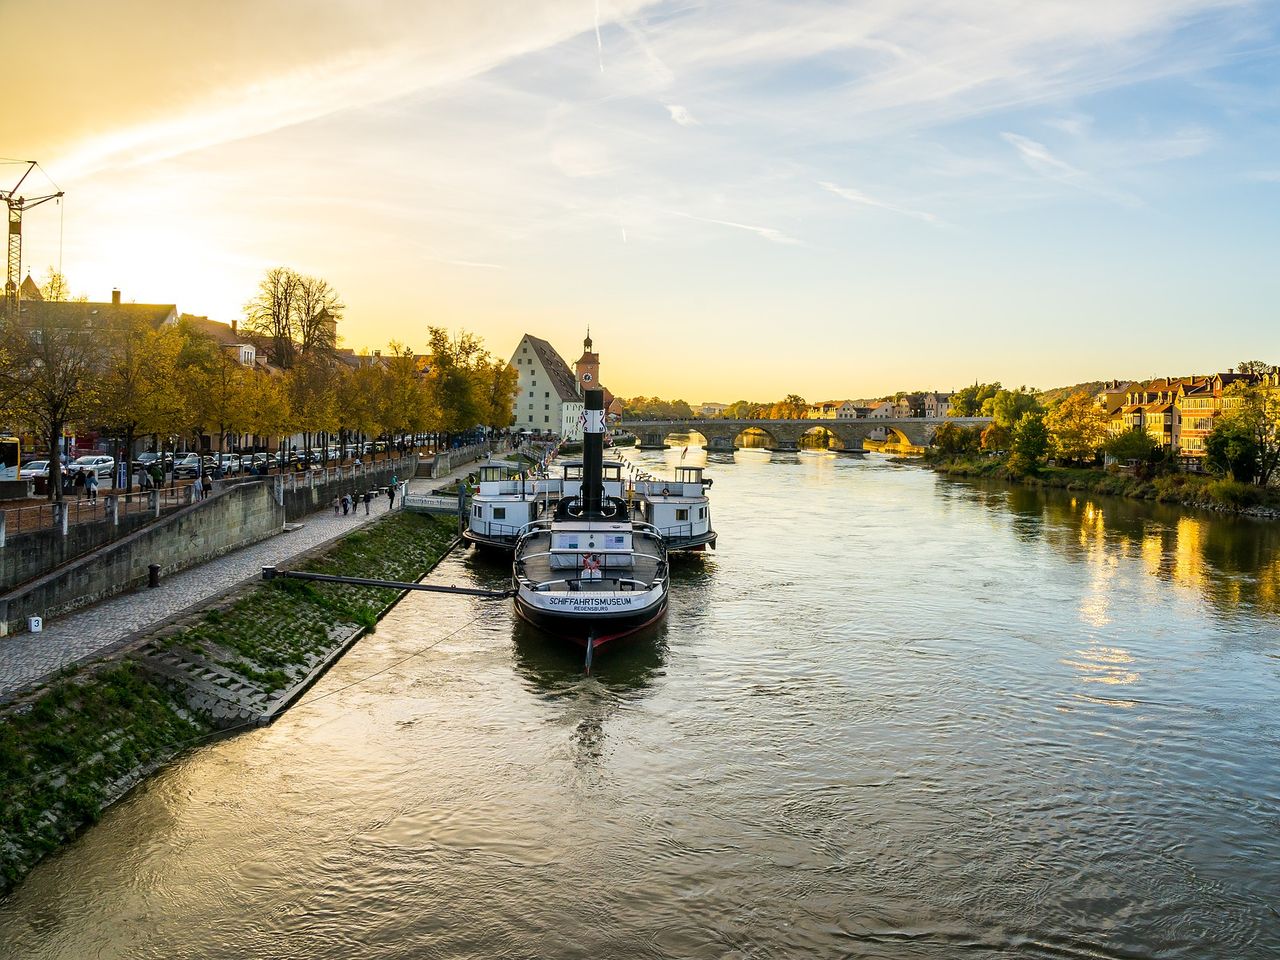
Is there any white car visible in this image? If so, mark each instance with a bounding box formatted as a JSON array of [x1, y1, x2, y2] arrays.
[[18, 460, 51, 479], [69, 454, 115, 480]]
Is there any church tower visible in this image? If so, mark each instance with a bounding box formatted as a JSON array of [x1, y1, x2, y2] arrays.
[[575, 328, 600, 394]]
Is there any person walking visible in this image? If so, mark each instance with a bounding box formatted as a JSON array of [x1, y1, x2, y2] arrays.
[[85, 469, 99, 503], [341, 493, 351, 516], [387, 483, 397, 509], [201, 473, 212, 500], [192, 473, 204, 501], [362, 489, 373, 515]]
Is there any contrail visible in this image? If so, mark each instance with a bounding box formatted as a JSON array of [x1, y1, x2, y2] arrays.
[[594, 0, 604, 72]]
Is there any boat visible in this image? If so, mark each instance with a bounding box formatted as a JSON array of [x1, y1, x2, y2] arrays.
[[630, 464, 716, 551], [512, 388, 669, 664], [463, 462, 554, 551]]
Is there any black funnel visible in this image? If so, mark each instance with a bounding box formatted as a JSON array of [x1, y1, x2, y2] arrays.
[[581, 388, 605, 515]]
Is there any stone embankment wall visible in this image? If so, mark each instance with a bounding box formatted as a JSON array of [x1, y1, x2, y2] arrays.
[[1, 509, 162, 593], [0, 484, 283, 634], [0, 512, 458, 895]]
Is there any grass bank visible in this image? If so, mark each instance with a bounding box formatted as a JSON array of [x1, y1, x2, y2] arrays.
[[0, 511, 457, 894], [926, 454, 1280, 517]]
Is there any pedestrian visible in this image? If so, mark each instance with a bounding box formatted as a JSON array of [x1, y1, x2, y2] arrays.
[[201, 473, 212, 500], [151, 463, 163, 489], [341, 493, 351, 516], [363, 489, 373, 515], [332, 495, 340, 515], [74, 468, 86, 497], [85, 469, 99, 503], [387, 483, 396, 509], [192, 473, 204, 500]]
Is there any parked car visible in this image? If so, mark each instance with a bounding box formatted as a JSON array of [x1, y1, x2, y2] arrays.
[[68, 454, 115, 480], [214, 453, 240, 476], [173, 453, 202, 479], [18, 460, 50, 479]]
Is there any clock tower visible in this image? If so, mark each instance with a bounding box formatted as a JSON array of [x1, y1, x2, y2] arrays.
[[575, 328, 599, 394]]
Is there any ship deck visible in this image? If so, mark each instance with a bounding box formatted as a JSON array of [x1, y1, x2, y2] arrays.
[[514, 531, 665, 593]]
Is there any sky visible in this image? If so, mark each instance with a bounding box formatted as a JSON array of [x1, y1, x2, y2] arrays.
[[9, 0, 1280, 402]]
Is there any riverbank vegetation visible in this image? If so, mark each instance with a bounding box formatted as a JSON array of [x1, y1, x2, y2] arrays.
[[928, 382, 1280, 515], [0, 512, 457, 895]]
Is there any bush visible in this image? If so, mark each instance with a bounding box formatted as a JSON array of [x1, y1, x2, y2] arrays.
[[1205, 479, 1263, 508]]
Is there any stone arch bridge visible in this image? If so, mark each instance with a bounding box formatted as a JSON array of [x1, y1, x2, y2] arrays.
[[623, 417, 992, 452]]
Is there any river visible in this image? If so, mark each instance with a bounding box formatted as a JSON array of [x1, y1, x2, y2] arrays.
[[2, 449, 1279, 959]]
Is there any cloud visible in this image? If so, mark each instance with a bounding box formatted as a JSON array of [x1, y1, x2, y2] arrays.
[[670, 211, 801, 245], [818, 180, 940, 224], [1001, 131, 1141, 206], [665, 104, 700, 126]]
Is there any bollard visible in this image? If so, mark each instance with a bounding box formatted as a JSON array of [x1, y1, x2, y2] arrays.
[[148, 563, 161, 588]]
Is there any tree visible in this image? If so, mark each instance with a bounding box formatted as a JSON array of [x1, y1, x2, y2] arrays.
[[1103, 427, 1160, 463], [948, 382, 1001, 417], [1045, 391, 1108, 464], [932, 422, 981, 455], [425, 328, 487, 439], [477, 358, 519, 432], [1236, 360, 1274, 376], [97, 315, 186, 489], [189, 350, 255, 453], [1206, 417, 1259, 483], [989, 388, 1041, 429], [293, 274, 344, 358], [1009, 412, 1049, 472], [980, 422, 1010, 452], [0, 306, 105, 500], [284, 353, 338, 454], [243, 266, 300, 368], [39, 267, 70, 302], [1218, 381, 1280, 485]]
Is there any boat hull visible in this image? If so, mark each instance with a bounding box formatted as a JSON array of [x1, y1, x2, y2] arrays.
[[513, 587, 667, 649]]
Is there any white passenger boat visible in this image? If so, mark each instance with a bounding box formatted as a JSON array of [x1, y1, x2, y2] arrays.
[[463, 462, 554, 551], [631, 465, 716, 551], [512, 389, 668, 663]]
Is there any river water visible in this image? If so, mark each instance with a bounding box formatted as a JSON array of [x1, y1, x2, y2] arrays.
[[2, 449, 1279, 959]]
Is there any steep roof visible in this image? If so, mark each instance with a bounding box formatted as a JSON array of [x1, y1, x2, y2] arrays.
[[19, 274, 43, 301], [522, 334, 581, 403], [17, 298, 177, 330]]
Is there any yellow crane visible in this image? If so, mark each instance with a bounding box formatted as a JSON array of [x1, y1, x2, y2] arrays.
[[2, 160, 63, 319]]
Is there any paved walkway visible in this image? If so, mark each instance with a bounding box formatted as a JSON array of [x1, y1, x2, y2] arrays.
[[0, 462, 487, 699]]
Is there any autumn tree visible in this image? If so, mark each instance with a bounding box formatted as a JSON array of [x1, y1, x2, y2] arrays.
[[39, 267, 71, 302], [189, 350, 254, 453], [243, 267, 300, 368], [1044, 392, 1108, 464], [477, 358, 519, 431], [980, 422, 1010, 452], [1235, 360, 1275, 376], [97, 315, 187, 489], [425, 328, 487, 440], [0, 305, 105, 500]]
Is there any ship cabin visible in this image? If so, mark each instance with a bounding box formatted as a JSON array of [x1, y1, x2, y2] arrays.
[[634, 466, 715, 550], [559, 459, 627, 500]]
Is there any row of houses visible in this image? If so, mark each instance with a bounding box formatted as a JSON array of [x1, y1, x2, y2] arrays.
[[805, 392, 954, 421], [1097, 368, 1280, 464]]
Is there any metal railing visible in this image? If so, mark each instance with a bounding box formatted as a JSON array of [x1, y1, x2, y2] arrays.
[[1, 486, 195, 537]]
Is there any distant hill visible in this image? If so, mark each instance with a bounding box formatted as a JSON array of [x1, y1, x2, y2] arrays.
[[1037, 380, 1130, 407]]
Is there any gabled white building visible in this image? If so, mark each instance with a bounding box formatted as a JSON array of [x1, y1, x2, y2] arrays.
[[509, 334, 585, 438]]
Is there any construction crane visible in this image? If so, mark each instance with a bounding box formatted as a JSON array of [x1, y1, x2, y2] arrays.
[[2, 160, 63, 319]]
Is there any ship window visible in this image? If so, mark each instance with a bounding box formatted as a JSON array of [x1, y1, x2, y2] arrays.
[[699, 507, 706, 518], [474, 505, 482, 517], [493, 507, 506, 519], [676, 508, 690, 521]]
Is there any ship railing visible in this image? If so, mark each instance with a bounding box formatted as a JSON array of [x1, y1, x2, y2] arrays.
[[472, 520, 525, 539]]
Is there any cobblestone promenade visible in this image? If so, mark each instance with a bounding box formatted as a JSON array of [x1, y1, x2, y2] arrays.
[[0, 471, 471, 699]]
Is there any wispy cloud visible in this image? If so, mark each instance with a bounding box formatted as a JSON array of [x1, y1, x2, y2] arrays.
[[665, 104, 699, 126], [671, 211, 801, 245], [1001, 131, 1139, 205], [818, 180, 940, 224]]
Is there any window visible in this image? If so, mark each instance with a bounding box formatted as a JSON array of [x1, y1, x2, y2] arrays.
[[676, 508, 689, 521], [493, 507, 506, 520], [545, 404, 549, 410], [699, 507, 706, 518], [545, 391, 549, 398], [544, 416, 550, 423], [528, 391, 533, 397], [473, 505, 481, 517]]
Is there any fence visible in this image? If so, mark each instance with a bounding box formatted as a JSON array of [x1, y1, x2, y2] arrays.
[[1, 486, 194, 541]]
